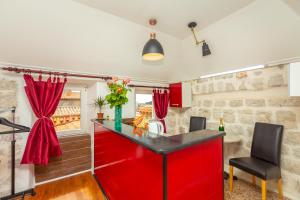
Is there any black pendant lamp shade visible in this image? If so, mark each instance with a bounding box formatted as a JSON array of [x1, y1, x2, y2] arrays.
[[142, 18, 164, 61], [202, 42, 211, 56], [142, 33, 164, 61]]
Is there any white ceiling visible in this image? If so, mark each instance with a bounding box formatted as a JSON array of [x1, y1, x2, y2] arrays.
[[74, 0, 255, 38]]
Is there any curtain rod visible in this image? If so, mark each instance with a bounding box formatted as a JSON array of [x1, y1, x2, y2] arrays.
[[128, 84, 169, 90], [1, 66, 112, 81]]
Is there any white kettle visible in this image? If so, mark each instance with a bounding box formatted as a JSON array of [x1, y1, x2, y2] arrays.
[[148, 120, 164, 134]]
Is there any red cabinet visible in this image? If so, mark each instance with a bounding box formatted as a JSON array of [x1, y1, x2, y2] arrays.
[[170, 83, 182, 107], [93, 122, 224, 200], [169, 82, 191, 108]]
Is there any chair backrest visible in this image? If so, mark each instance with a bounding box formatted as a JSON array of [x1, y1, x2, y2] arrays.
[[189, 116, 206, 132], [251, 122, 284, 166]]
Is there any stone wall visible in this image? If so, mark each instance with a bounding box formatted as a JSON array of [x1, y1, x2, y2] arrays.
[[0, 77, 33, 197], [0, 78, 18, 196], [166, 65, 300, 199]]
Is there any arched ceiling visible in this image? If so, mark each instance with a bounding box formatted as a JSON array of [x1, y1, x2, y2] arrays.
[[74, 0, 255, 39]]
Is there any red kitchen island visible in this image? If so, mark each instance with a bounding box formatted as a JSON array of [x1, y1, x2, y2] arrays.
[[93, 120, 225, 200]]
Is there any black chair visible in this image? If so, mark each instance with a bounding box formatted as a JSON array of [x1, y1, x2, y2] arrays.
[[229, 122, 284, 200], [189, 116, 206, 132]]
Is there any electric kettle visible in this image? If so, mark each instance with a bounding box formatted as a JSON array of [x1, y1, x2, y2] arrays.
[[148, 120, 164, 134]]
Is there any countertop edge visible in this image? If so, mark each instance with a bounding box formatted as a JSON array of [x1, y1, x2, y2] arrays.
[[93, 120, 226, 155]]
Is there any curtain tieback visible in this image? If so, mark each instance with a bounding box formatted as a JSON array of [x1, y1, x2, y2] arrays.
[[40, 116, 50, 119]]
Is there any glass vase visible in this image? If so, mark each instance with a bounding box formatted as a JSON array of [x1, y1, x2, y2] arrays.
[[114, 105, 122, 129]]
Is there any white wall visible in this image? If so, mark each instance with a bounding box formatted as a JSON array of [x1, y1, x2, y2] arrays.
[[0, 0, 182, 82], [175, 0, 300, 81]]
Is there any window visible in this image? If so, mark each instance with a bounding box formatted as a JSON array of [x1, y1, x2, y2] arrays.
[[51, 88, 86, 134], [135, 92, 153, 119]]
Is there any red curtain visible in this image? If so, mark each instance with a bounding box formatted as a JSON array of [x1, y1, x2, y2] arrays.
[[153, 89, 169, 133], [21, 74, 67, 165]]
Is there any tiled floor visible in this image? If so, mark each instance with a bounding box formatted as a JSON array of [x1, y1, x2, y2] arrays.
[[224, 179, 290, 200]]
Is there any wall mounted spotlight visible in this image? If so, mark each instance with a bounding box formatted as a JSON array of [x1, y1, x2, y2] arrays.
[[188, 22, 211, 56]]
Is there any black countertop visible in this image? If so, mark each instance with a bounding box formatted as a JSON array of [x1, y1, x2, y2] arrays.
[[93, 120, 225, 155]]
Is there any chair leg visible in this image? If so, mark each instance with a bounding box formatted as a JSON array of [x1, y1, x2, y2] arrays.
[[261, 180, 267, 200], [229, 165, 234, 192], [252, 175, 256, 186], [278, 178, 283, 200]]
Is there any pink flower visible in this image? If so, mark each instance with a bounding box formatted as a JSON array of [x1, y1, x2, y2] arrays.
[[123, 78, 130, 85]]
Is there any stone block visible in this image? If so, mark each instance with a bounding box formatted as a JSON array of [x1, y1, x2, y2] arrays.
[[196, 100, 201, 107], [179, 126, 187, 133], [282, 158, 300, 175], [245, 126, 254, 137], [293, 147, 300, 159], [225, 83, 235, 92], [238, 81, 247, 90], [281, 144, 290, 156], [216, 81, 224, 92], [251, 78, 264, 90], [254, 70, 263, 76], [166, 118, 176, 127], [201, 84, 208, 94], [268, 74, 284, 87], [207, 122, 219, 130], [225, 124, 244, 135], [215, 100, 226, 107], [208, 83, 214, 93], [197, 108, 211, 119], [194, 85, 200, 93], [223, 109, 235, 123], [0, 79, 17, 90], [229, 99, 243, 107], [213, 109, 222, 121], [285, 131, 300, 146], [276, 111, 297, 129], [256, 111, 272, 123], [268, 97, 300, 107], [245, 99, 266, 107], [0, 91, 17, 108], [238, 109, 254, 124], [203, 100, 212, 107]]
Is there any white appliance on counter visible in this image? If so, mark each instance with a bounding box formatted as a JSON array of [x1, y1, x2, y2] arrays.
[[148, 120, 164, 134]]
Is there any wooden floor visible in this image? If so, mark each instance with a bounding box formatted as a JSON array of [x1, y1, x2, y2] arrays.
[[25, 172, 105, 200]]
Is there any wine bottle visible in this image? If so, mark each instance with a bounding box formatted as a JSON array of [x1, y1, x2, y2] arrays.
[[219, 118, 225, 131]]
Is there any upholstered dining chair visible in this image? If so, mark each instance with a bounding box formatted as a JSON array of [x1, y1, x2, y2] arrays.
[[189, 116, 206, 132], [229, 122, 284, 200]]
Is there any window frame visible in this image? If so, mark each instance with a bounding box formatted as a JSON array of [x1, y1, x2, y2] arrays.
[[55, 86, 88, 137], [134, 89, 155, 119]]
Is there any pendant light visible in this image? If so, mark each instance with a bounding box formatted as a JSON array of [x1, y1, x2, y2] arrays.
[[142, 19, 164, 61], [188, 21, 211, 56]]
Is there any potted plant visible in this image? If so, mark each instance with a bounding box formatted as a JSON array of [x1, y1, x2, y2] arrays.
[[94, 96, 107, 119], [105, 77, 131, 128]]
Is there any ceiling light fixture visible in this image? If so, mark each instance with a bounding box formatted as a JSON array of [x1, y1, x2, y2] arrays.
[[188, 22, 211, 56], [200, 65, 265, 79], [142, 18, 164, 61]]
